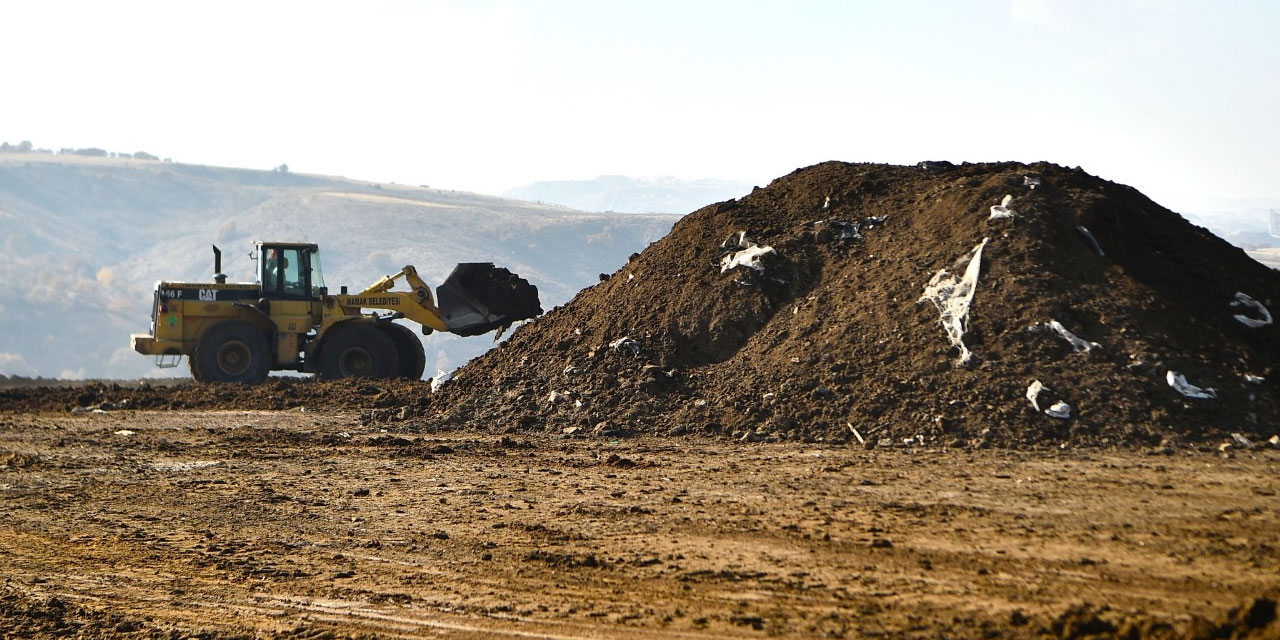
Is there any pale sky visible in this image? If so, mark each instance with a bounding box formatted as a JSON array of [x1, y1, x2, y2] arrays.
[[3, 0, 1277, 212]]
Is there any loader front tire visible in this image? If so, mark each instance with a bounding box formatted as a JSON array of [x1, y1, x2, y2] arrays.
[[380, 322, 427, 380], [319, 325, 399, 380], [193, 321, 270, 384]]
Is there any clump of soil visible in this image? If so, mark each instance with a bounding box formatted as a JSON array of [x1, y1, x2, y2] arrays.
[[427, 161, 1280, 447], [1040, 591, 1280, 640], [1186, 592, 1279, 639]]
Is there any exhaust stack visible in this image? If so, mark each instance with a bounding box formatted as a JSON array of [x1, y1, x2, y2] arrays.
[[212, 245, 227, 284]]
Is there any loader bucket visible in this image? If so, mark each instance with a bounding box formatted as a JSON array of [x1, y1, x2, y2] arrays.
[[436, 263, 543, 336]]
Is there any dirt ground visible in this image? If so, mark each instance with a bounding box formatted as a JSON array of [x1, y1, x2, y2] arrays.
[[2, 408, 1278, 638]]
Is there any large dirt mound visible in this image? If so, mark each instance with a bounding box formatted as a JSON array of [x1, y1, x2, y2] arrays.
[[427, 161, 1280, 447]]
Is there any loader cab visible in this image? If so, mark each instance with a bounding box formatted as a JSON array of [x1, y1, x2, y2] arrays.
[[257, 242, 326, 300]]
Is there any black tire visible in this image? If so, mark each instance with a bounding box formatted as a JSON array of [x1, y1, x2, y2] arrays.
[[193, 321, 270, 384], [319, 325, 399, 380], [379, 322, 427, 380]]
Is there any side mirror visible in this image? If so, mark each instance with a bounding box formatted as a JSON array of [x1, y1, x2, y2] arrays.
[[315, 286, 328, 296]]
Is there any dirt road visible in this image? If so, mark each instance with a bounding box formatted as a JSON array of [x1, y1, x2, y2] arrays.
[[2, 410, 1277, 638]]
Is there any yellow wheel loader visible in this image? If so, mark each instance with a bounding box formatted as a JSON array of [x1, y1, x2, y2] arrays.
[[130, 242, 541, 383]]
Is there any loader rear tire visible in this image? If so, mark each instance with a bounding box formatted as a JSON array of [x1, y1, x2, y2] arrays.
[[380, 322, 427, 380], [319, 325, 399, 380], [193, 321, 270, 384]]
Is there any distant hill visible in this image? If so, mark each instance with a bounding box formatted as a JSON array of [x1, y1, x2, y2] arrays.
[[1184, 207, 1279, 249], [1181, 205, 1280, 268], [505, 175, 753, 214], [0, 153, 679, 379]]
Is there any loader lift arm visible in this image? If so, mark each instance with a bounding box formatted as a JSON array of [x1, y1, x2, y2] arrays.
[[329, 265, 450, 334], [326, 262, 541, 337]]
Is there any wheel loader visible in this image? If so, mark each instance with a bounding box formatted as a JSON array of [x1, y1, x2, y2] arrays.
[[130, 242, 542, 383]]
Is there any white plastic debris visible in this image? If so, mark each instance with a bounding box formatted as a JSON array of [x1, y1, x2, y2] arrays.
[[1023, 176, 1041, 189], [988, 195, 1017, 220], [1027, 381, 1070, 418], [74, 399, 133, 413], [820, 217, 884, 241], [720, 244, 775, 273], [1045, 401, 1071, 420], [919, 238, 990, 365], [719, 231, 776, 273], [1166, 371, 1217, 399], [1076, 226, 1105, 256], [429, 368, 453, 393], [1026, 380, 1047, 411], [1230, 292, 1273, 328], [609, 336, 641, 356], [1032, 320, 1101, 353], [823, 195, 831, 209], [114, 429, 135, 436], [1244, 374, 1266, 384], [1231, 433, 1255, 449], [847, 423, 865, 445]]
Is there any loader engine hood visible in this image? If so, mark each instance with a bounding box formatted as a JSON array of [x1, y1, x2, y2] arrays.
[[436, 263, 542, 336]]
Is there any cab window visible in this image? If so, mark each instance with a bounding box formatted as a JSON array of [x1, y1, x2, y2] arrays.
[[281, 248, 305, 297], [261, 247, 311, 299]]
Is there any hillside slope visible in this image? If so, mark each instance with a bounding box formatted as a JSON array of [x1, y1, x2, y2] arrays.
[[505, 175, 753, 214], [0, 154, 678, 378]]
